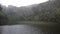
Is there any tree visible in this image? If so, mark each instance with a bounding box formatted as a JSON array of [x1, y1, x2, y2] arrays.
[[0, 4, 8, 25]]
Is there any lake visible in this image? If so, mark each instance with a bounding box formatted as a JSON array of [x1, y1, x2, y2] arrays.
[[0, 24, 60, 34]]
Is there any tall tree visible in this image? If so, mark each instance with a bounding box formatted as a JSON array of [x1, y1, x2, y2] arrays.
[[0, 4, 8, 25]]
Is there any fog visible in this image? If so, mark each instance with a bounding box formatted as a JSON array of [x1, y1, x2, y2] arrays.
[[0, 0, 48, 7], [0, 0, 60, 34]]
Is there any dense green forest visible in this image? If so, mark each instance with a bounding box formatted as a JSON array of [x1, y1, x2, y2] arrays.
[[0, 0, 60, 25]]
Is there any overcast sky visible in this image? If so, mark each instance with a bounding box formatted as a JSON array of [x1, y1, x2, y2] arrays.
[[0, 0, 48, 7]]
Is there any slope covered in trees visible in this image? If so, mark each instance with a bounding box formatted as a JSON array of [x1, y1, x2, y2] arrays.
[[1, 0, 60, 25], [31, 0, 60, 23]]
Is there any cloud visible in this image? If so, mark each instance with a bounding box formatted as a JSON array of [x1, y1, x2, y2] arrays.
[[0, 0, 48, 7]]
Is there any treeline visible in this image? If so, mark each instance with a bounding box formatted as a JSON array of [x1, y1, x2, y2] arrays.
[[0, 0, 60, 25]]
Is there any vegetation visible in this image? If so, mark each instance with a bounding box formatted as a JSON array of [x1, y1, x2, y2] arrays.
[[0, 4, 8, 25], [0, 0, 60, 25]]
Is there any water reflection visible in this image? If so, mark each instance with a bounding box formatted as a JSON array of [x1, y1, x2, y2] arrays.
[[0, 25, 60, 34]]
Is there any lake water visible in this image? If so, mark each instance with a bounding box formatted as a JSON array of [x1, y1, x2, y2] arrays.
[[0, 25, 60, 34]]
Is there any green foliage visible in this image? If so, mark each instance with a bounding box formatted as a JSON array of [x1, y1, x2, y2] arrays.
[[0, 12, 5, 16], [55, 8, 60, 15], [1, 0, 60, 25], [0, 4, 8, 25]]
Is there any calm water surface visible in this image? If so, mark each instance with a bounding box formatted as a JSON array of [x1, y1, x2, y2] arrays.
[[0, 25, 60, 34]]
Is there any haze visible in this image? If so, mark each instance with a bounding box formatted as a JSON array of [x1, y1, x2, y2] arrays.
[[0, 0, 48, 7]]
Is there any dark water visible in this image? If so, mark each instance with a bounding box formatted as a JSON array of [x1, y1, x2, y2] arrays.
[[0, 25, 60, 34]]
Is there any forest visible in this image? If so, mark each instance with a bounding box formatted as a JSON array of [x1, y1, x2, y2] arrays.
[[0, 0, 60, 25]]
